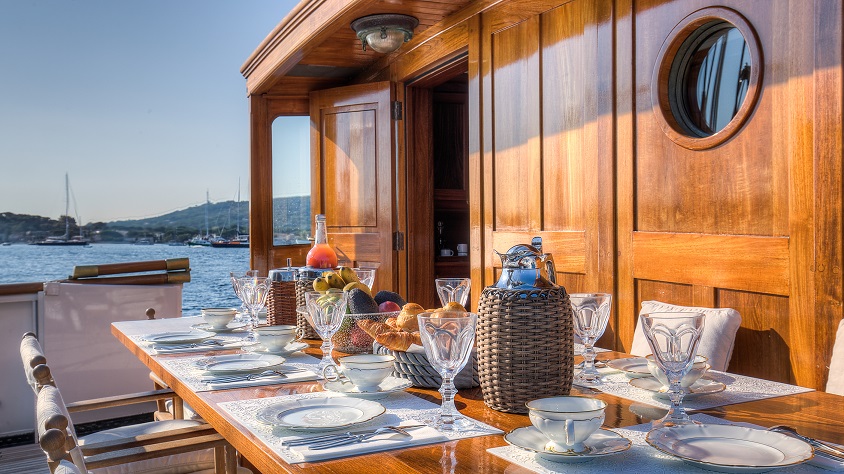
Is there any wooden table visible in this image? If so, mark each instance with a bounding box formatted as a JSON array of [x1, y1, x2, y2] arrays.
[[112, 319, 844, 474]]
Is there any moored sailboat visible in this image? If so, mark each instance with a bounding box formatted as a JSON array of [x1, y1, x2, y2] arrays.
[[31, 173, 89, 246]]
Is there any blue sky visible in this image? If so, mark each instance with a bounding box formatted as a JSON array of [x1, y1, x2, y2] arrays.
[[0, 0, 299, 222]]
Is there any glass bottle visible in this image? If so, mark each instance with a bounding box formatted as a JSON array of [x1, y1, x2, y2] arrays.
[[306, 214, 338, 269]]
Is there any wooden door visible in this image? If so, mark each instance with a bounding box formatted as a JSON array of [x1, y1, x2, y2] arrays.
[[473, 0, 615, 331], [310, 82, 400, 294]]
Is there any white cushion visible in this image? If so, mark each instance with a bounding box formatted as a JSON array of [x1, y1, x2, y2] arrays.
[[165, 399, 204, 421], [631, 301, 742, 372], [80, 420, 216, 474], [55, 460, 83, 474], [827, 319, 844, 395]]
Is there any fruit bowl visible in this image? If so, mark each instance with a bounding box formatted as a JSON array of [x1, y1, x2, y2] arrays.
[[334, 311, 400, 353]]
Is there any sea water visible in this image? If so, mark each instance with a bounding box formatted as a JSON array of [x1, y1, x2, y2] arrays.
[[0, 243, 249, 313]]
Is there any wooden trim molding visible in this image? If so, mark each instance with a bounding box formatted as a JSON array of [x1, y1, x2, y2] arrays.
[[632, 231, 789, 296]]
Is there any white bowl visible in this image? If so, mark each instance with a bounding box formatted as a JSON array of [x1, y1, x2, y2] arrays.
[[255, 325, 299, 351], [646, 354, 709, 389], [201, 308, 237, 329], [526, 396, 606, 453]]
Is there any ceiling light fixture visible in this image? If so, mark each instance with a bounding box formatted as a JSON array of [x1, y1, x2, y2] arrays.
[[351, 14, 419, 54]]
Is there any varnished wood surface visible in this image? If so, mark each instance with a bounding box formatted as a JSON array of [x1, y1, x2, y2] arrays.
[[113, 320, 844, 474]]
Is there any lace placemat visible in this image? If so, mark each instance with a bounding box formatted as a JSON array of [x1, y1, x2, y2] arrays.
[[218, 391, 503, 464], [487, 414, 827, 473], [577, 370, 814, 411], [157, 351, 321, 392]]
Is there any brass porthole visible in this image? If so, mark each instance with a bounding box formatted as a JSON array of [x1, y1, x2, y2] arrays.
[[652, 8, 762, 150]]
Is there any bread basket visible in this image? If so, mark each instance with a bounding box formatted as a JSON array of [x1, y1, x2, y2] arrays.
[[373, 341, 479, 389]]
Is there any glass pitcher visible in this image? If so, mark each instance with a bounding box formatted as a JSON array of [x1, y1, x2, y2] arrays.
[[493, 240, 557, 290]]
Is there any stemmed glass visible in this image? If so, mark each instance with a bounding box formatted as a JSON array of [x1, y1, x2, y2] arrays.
[[230, 270, 257, 322], [434, 278, 471, 307], [417, 312, 477, 432], [570, 293, 612, 386], [304, 290, 350, 372], [237, 276, 272, 342], [641, 311, 705, 427]]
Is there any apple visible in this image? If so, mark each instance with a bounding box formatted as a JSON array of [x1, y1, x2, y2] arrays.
[[378, 301, 401, 313]]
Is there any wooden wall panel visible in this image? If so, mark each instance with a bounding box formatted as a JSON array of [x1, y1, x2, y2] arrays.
[[321, 107, 378, 228], [490, 18, 540, 232]]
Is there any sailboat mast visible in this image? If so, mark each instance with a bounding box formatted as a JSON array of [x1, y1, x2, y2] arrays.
[[236, 178, 240, 235], [205, 190, 210, 238], [64, 173, 70, 239]]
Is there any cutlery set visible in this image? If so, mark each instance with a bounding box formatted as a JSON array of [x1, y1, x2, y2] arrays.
[[768, 425, 844, 461], [152, 339, 228, 350], [281, 424, 425, 450], [201, 368, 304, 383]]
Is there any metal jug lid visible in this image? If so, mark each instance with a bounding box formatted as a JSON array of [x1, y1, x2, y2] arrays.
[[268, 258, 297, 282]]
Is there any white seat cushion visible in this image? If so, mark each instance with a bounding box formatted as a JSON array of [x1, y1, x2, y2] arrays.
[[55, 460, 83, 474], [630, 300, 742, 372], [165, 399, 204, 421], [827, 319, 844, 395], [80, 420, 216, 474]]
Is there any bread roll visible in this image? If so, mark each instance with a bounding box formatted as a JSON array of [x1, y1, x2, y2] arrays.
[[397, 303, 426, 332], [376, 331, 422, 351]]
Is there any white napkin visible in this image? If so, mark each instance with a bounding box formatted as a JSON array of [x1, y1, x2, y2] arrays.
[[287, 423, 448, 462], [203, 369, 319, 390]]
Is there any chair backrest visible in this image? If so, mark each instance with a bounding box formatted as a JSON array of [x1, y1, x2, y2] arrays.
[[21, 332, 48, 393], [827, 319, 844, 395], [37, 382, 87, 473], [630, 300, 742, 372]]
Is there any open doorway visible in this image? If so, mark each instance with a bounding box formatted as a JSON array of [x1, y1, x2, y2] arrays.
[[405, 57, 469, 309]]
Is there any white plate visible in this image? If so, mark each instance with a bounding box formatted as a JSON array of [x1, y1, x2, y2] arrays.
[[322, 376, 413, 400], [242, 341, 309, 356], [504, 426, 631, 463], [606, 357, 651, 377], [647, 424, 813, 472], [629, 376, 727, 399], [191, 322, 248, 333], [142, 331, 214, 344], [196, 353, 286, 374], [255, 397, 385, 431]]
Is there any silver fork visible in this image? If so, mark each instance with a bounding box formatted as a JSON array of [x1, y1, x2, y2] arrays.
[[281, 424, 425, 447], [307, 426, 415, 450]]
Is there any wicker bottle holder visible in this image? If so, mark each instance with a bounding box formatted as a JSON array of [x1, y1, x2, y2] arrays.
[[266, 281, 297, 326], [476, 286, 573, 413], [294, 278, 321, 339]]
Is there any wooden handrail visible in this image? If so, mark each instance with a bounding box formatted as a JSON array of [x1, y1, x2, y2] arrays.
[[71, 258, 190, 279], [0, 282, 43, 296], [62, 271, 191, 286]]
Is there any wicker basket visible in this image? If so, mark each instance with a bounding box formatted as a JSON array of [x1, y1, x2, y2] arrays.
[[373, 341, 479, 389], [294, 279, 320, 339], [476, 286, 573, 413], [266, 281, 297, 326]]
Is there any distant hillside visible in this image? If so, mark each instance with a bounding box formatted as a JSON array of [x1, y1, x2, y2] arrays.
[[110, 195, 311, 239]]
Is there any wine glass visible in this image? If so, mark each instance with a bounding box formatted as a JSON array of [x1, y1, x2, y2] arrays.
[[434, 278, 471, 308], [237, 276, 271, 342], [570, 293, 612, 386], [353, 268, 376, 290], [230, 270, 257, 322], [417, 312, 477, 432], [641, 311, 705, 427], [304, 290, 350, 372]]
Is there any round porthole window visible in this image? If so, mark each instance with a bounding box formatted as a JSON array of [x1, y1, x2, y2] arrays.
[[653, 8, 761, 150]]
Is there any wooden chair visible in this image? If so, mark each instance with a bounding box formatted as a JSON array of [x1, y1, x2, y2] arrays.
[[827, 319, 844, 395], [630, 300, 742, 372], [21, 333, 248, 474]]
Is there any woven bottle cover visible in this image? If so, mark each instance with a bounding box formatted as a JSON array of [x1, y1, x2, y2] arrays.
[[476, 286, 573, 413], [294, 267, 324, 339], [267, 261, 297, 326]]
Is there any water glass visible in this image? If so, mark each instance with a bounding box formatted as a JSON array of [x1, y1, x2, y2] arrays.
[[230, 270, 257, 321], [417, 312, 477, 431], [304, 290, 350, 372], [435, 278, 471, 308], [237, 276, 272, 342], [570, 293, 612, 386], [641, 311, 705, 427]]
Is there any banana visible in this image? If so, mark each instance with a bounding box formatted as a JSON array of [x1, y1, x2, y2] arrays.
[[338, 266, 359, 285], [342, 281, 371, 296], [324, 272, 346, 289], [312, 277, 330, 292]]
